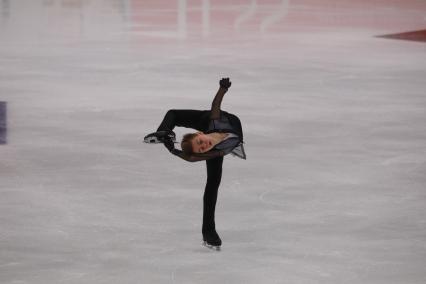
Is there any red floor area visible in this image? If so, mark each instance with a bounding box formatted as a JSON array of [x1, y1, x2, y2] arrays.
[[377, 29, 426, 42]]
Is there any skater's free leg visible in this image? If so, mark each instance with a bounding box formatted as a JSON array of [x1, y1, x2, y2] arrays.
[[157, 109, 209, 133], [202, 156, 223, 234]]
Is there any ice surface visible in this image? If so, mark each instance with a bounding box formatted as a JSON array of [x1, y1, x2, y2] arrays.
[[1, 1, 426, 283]]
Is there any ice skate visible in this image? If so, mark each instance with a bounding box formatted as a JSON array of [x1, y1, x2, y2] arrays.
[[202, 231, 222, 251], [144, 130, 176, 144]]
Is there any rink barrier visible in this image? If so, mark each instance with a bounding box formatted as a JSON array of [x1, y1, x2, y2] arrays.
[[0, 102, 6, 144]]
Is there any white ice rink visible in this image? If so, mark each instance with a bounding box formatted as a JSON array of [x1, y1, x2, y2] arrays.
[[1, 0, 426, 283]]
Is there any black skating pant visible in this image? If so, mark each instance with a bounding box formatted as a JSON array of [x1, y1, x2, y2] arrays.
[[157, 109, 223, 233]]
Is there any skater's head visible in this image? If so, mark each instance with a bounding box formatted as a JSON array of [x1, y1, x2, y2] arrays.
[[181, 132, 214, 154]]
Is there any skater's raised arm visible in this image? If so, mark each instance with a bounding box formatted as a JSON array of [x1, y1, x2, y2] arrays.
[[210, 78, 231, 120]]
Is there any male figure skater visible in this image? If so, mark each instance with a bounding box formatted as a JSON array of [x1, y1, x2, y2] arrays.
[[145, 78, 246, 250]]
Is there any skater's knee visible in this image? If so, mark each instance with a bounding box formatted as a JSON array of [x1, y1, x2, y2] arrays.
[[166, 109, 176, 116], [163, 109, 178, 121]]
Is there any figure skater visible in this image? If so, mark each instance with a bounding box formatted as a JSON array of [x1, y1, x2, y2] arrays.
[[144, 78, 246, 250]]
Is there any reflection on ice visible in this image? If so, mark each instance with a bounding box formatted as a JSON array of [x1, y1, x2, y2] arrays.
[[1, 0, 425, 42]]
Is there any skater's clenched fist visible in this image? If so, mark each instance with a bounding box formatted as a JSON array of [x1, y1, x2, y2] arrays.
[[219, 78, 231, 90]]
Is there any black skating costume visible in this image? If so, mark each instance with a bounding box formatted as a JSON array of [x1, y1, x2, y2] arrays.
[[153, 80, 245, 248]]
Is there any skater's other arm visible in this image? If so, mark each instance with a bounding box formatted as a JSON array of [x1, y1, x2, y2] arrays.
[[210, 78, 231, 120], [172, 149, 224, 162], [164, 138, 224, 162]]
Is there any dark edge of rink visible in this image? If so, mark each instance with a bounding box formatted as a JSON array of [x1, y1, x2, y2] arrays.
[[0, 102, 6, 145]]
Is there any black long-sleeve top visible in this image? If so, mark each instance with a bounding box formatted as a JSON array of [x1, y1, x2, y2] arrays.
[[169, 88, 245, 162]]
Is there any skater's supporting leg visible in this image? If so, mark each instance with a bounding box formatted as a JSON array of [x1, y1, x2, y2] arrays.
[[202, 156, 223, 234], [157, 109, 209, 133]]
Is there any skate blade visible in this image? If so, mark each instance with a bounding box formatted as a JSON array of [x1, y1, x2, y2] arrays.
[[144, 137, 161, 144], [143, 136, 177, 144], [143, 138, 160, 144], [202, 241, 221, 251]]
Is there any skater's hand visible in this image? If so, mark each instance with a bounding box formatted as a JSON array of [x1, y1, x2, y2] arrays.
[[219, 78, 231, 90], [163, 138, 175, 153]]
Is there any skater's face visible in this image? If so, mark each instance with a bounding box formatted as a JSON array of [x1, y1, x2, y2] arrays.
[[192, 132, 214, 153]]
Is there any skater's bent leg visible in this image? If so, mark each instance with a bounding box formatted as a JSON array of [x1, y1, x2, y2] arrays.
[[202, 156, 223, 233], [157, 109, 208, 132]]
